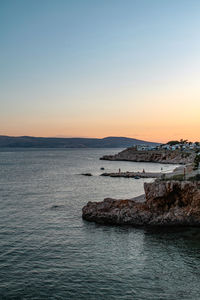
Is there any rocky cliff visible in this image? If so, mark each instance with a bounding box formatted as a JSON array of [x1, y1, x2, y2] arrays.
[[100, 148, 194, 164], [82, 180, 200, 226]]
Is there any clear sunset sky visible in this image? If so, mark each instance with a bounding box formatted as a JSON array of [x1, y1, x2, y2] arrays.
[[1, 0, 200, 142]]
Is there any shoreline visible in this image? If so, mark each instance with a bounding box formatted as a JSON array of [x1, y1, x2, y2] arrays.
[[100, 148, 195, 165], [82, 180, 200, 226], [82, 155, 200, 227], [100, 165, 187, 179]]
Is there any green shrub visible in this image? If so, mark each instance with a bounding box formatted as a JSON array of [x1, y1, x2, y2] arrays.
[[161, 174, 185, 181], [171, 174, 185, 181], [188, 174, 200, 181]]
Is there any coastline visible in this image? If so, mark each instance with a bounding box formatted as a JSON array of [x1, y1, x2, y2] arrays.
[[99, 165, 193, 179], [82, 149, 200, 227], [100, 148, 195, 165], [82, 180, 200, 226]]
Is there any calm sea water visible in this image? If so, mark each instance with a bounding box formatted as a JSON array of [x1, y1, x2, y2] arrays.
[[0, 148, 200, 300]]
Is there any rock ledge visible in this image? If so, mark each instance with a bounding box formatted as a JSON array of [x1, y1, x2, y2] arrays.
[[82, 181, 200, 226]]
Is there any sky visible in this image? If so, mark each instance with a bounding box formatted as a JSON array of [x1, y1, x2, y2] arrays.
[[1, 0, 200, 142]]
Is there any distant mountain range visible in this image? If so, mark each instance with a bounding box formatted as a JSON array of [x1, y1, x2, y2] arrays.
[[0, 135, 159, 148]]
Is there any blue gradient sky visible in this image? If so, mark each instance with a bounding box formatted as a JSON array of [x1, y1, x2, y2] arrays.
[[1, 0, 200, 142]]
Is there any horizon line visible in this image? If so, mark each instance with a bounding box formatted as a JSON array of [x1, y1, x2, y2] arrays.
[[0, 134, 162, 143]]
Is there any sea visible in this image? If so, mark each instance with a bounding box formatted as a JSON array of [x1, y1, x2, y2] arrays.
[[0, 148, 200, 300]]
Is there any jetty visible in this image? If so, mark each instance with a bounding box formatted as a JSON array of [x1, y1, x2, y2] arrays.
[[100, 165, 187, 179], [101, 171, 162, 179]]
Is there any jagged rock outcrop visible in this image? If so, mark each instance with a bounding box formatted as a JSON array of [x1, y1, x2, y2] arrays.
[[100, 148, 194, 164], [82, 180, 200, 226]]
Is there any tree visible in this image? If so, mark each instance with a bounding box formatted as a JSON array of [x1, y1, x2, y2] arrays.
[[180, 139, 188, 144], [167, 140, 179, 146]]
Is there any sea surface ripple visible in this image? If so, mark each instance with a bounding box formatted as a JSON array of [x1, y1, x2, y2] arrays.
[[0, 148, 200, 299]]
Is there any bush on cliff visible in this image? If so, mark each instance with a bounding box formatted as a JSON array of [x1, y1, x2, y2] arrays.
[[188, 174, 200, 182]]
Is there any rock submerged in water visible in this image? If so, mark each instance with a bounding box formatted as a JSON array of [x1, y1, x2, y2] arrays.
[[82, 181, 200, 226], [81, 173, 92, 176]]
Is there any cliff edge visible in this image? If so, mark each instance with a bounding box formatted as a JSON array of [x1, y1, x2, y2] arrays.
[[82, 180, 200, 226], [100, 148, 194, 164]]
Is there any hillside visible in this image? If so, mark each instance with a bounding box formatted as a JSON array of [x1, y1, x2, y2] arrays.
[[0, 136, 159, 148], [100, 147, 194, 164]]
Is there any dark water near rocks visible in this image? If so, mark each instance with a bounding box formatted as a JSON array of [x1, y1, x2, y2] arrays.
[[0, 148, 200, 300]]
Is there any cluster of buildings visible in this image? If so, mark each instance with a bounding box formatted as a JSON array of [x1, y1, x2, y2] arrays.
[[136, 142, 200, 152]]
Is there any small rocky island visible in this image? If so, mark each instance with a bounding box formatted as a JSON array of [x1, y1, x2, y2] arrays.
[[83, 141, 200, 227]]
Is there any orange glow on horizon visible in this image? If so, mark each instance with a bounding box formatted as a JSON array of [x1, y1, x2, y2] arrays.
[[1, 86, 199, 143], [1, 1, 200, 145], [1, 121, 199, 143]]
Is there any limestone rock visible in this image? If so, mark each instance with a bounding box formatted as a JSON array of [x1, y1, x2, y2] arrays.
[[100, 148, 195, 164], [82, 181, 200, 226]]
